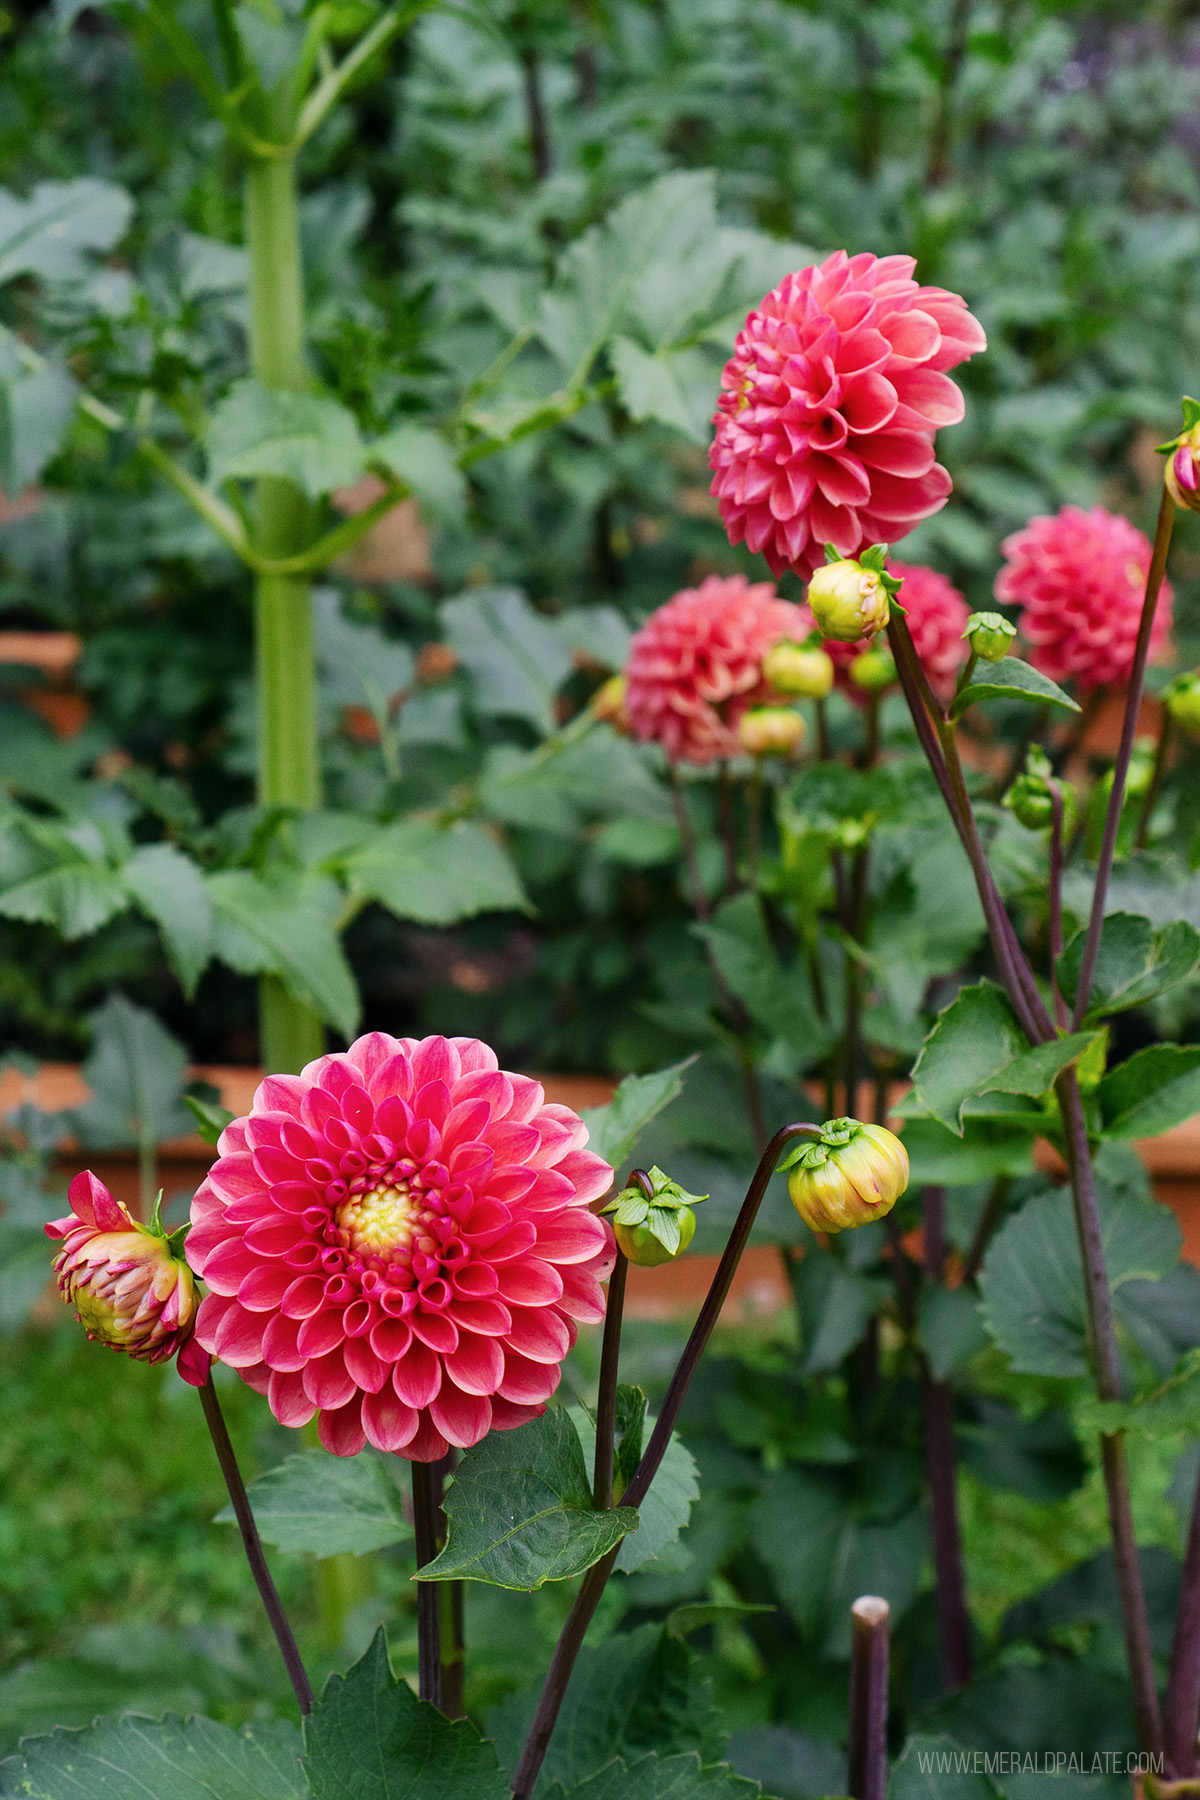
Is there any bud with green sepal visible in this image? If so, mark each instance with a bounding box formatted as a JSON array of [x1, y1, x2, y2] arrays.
[[601, 1165, 708, 1267], [1164, 670, 1200, 738], [763, 635, 835, 699], [1158, 396, 1200, 513], [849, 645, 896, 692], [778, 1118, 909, 1233], [963, 611, 1017, 664], [737, 705, 806, 757], [1004, 746, 1057, 831], [806, 544, 902, 643]]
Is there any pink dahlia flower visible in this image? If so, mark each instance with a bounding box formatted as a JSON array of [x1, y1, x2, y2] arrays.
[[187, 1034, 615, 1461], [710, 251, 986, 581], [47, 1171, 210, 1384], [823, 559, 970, 700], [624, 573, 809, 764], [995, 505, 1173, 691]]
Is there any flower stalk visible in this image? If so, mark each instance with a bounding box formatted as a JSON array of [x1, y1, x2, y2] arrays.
[[847, 1595, 890, 1800], [592, 1247, 629, 1510], [411, 1459, 443, 1708]]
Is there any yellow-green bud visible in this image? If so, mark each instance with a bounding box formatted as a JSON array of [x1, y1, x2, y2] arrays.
[[591, 674, 629, 732], [849, 646, 896, 692], [601, 1165, 708, 1268], [763, 640, 834, 699], [737, 706, 806, 757], [806, 559, 891, 643], [963, 611, 1017, 663], [1165, 670, 1200, 737], [783, 1119, 909, 1233], [1005, 770, 1055, 830]]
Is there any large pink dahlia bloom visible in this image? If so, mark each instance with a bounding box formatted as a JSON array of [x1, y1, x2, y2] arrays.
[[823, 559, 970, 700], [624, 573, 809, 764], [710, 251, 986, 581], [995, 505, 1173, 691], [187, 1034, 615, 1461]]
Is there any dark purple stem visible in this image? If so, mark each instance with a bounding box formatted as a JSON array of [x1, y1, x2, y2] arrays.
[[1166, 1459, 1200, 1778], [1049, 783, 1068, 1028], [592, 1248, 628, 1510], [921, 1188, 971, 1691], [1071, 489, 1175, 1029], [847, 1596, 890, 1800], [199, 1372, 314, 1714], [412, 1459, 442, 1708], [511, 1122, 822, 1799]]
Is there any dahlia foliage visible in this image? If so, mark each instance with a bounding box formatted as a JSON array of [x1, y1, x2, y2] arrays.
[[187, 1034, 615, 1460], [995, 504, 1173, 691], [709, 250, 986, 580], [823, 558, 970, 699], [624, 572, 808, 764]]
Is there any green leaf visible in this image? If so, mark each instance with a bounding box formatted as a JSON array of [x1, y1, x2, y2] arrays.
[[573, 1405, 700, 1575], [303, 1628, 507, 1800], [207, 379, 365, 499], [545, 1753, 760, 1800], [910, 981, 1026, 1134], [0, 334, 79, 494], [1059, 913, 1200, 1024], [312, 588, 414, 728], [901, 1116, 1035, 1186], [185, 1094, 234, 1147], [122, 843, 214, 997], [889, 1736, 997, 1798], [980, 1031, 1102, 1098], [74, 994, 191, 1150], [950, 656, 1080, 717], [609, 338, 716, 444], [980, 1184, 1181, 1377], [209, 869, 360, 1039], [442, 588, 572, 734], [698, 893, 836, 1073], [0, 861, 127, 941], [1099, 1044, 1200, 1139], [0, 178, 131, 285], [0, 1714, 306, 1800], [342, 819, 527, 924], [480, 733, 674, 833], [215, 1451, 410, 1557], [580, 1059, 694, 1171], [421, 1410, 637, 1589], [795, 1257, 888, 1375], [919, 1286, 987, 1380], [370, 423, 468, 522]]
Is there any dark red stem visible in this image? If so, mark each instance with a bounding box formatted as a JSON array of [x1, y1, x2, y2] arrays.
[[847, 1596, 890, 1800], [1049, 783, 1068, 1028], [592, 1249, 628, 1510], [412, 1459, 442, 1708]]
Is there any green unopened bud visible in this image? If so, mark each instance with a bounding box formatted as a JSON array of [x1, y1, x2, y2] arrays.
[[849, 646, 896, 692], [737, 706, 806, 757], [1005, 769, 1055, 830], [807, 553, 894, 643], [763, 640, 834, 699], [602, 1165, 708, 1267], [1165, 670, 1200, 737], [781, 1119, 909, 1234], [963, 611, 1017, 663]]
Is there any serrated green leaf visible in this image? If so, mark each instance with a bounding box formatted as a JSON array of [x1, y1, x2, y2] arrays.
[[0, 862, 128, 941], [208, 868, 360, 1039], [546, 1753, 760, 1800], [919, 1285, 987, 1380], [370, 423, 467, 522], [302, 1629, 506, 1800], [0, 338, 79, 494], [609, 338, 715, 443], [574, 1398, 699, 1575], [312, 588, 414, 724], [74, 994, 191, 1149], [580, 1059, 694, 1171], [1059, 912, 1200, 1024], [951, 656, 1080, 717], [0, 1714, 306, 1800], [341, 819, 526, 924], [442, 587, 572, 733], [910, 981, 1026, 1133], [421, 1410, 637, 1589], [215, 1451, 410, 1557], [208, 379, 364, 498], [980, 1031, 1102, 1098], [123, 843, 214, 997], [0, 178, 131, 284], [1099, 1044, 1200, 1139]]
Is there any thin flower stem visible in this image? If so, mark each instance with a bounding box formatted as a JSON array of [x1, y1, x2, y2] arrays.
[[198, 1372, 314, 1714], [668, 768, 711, 921], [843, 848, 870, 1114], [747, 765, 764, 887], [815, 695, 832, 759], [847, 1596, 890, 1800], [717, 763, 739, 896], [411, 1460, 443, 1709], [1072, 489, 1175, 1029], [1049, 784, 1068, 1028], [592, 1248, 629, 1510], [434, 1449, 464, 1717], [1165, 1461, 1200, 1778], [1136, 710, 1174, 852], [511, 1122, 822, 1799]]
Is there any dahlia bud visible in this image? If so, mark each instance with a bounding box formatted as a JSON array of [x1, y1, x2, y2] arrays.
[[737, 706, 806, 757], [763, 639, 834, 699], [601, 1165, 707, 1268], [1162, 402, 1200, 513], [807, 557, 892, 643], [591, 674, 630, 732], [963, 611, 1017, 663], [46, 1171, 209, 1385], [848, 646, 896, 692], [781, 1119, 909, 1234], [1164, 670, 1200, 738], [1004, 747, 1056, 831]]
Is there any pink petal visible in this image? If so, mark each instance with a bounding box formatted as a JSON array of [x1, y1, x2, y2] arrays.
[[444, 1332, 504, 1396], [362, 1387, 418, 1452], [343, 1336, 389, 1392], [176, 1335, 212, 1387], [297, 1310, 348, 1359], [532, 1212, 608, 1264], [319, 1397, 367, 1457], [263, 1312, 306, 1372], [213, 1300, 267, 1367], [489, 1396, 545, 1433], [302, 1347, 357, 1410], [393, 1340, 442, 1408], [401, 1412, 449, 1464], [269, 1367, 317, 1427], [498, 1348, 562, 1404], [69, 1170, 127, 1232], [430, 1383, 492, 1449], [494, 1260, 564, 1306]]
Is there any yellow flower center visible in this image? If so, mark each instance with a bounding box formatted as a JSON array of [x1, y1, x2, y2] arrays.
[[336, 1183, 416, 1259]]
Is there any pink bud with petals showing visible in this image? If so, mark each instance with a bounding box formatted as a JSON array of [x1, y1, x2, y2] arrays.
[[46, 1172, 209, 1385]]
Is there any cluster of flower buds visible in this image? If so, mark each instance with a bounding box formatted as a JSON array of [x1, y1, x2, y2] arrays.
[[46, 1171, 209, 1386], [1164, 669, 1200, 738], [1004, 746, 1058, 831], [1161, 398, 1200, 513], [806, 545, 901, 643], [601, 1165, 708, 1267], [962, 610, 1017, 664], [737, 706, 806, 758], [763, 637, 835, 699], [780, 1118, 909, 1233]]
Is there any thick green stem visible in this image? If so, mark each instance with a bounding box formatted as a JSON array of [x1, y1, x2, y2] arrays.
[[245, 142, 324, 1073]]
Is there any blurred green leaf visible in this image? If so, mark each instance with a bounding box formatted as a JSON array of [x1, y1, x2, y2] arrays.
[[215, 1450, 410, 1557], [208, 380, 365, 498]]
